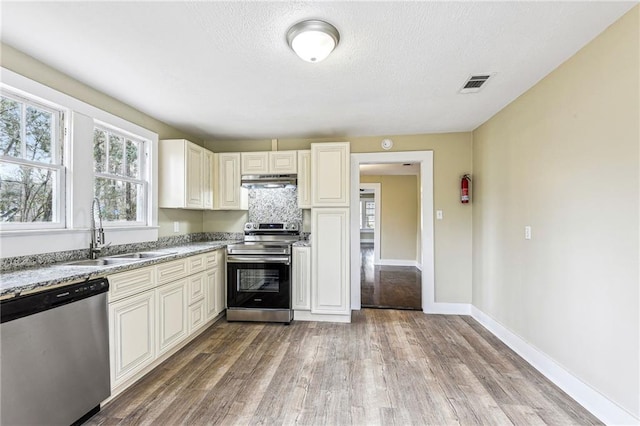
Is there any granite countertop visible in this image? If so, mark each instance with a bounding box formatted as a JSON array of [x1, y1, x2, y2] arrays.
[[293, 241, 311, 247], [0, 240, 240, 299]]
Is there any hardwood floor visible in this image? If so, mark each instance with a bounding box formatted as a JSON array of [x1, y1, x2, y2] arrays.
[[88, 310, 600, 426], [360, 244, 421, 310]]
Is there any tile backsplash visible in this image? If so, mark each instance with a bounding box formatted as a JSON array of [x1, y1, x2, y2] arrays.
[[248, 187, 302, 224]]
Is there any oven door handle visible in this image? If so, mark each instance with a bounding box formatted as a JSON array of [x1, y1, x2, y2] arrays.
[[227, 256, 291, 265]]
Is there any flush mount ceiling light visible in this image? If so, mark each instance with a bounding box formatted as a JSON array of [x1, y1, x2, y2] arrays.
[[286, 20, 340, 63]]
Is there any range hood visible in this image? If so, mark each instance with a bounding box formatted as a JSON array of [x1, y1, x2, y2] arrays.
[[241, 174, 297, 189]]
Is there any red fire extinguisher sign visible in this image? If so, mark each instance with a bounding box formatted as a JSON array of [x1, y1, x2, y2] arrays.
[[461, 174, 471, 203]]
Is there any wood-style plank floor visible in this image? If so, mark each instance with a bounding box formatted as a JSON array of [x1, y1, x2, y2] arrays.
[[361, 244, 422, 310], [88, 310, 600, 426]]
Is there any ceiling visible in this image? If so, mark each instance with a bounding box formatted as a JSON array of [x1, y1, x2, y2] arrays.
[[1, 1, 635, 141]]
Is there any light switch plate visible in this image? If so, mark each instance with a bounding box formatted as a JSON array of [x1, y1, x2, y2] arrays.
[[174, 221, 180, 233], [524, 226, 531, 240], [436, 210, 443, 220]]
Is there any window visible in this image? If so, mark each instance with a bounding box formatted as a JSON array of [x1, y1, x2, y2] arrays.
[[360, 198, 375, 230], [0, 90, 65, 229], [93, 124, 148, 225]]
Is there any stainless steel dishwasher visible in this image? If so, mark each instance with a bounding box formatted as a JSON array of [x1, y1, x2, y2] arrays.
[[1, 278, 111, 425]]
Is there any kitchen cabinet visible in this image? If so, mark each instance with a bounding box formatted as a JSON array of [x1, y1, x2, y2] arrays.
[[311, 142, 350, 207], [203, 150, 215, 209], [156, 279, 187, 356], [107, 248, 226, 396], [159, 139, 213, 210], [241, 151, 297, 175], [109, 290, 155, 388], [311, 208, 350, 317], [292, 246, 311, 310], [297, 150, 311, 209], [216, 152, 248, 210]]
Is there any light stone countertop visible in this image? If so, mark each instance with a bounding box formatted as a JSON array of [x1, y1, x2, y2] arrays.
[[0, 240, 240, 299], [292, 241, 311, 247]]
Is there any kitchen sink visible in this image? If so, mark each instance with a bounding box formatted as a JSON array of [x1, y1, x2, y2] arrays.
[[64, 258, 136, 267], [107, 251, 176, 259]]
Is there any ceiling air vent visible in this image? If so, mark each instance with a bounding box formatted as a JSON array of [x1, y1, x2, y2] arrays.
[[459, 74, 494, 94]]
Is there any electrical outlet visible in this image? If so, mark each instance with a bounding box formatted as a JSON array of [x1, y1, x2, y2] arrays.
[[173, 221, 180, 233], [436, 210, 443, 220], [524, 226, 532, 240]]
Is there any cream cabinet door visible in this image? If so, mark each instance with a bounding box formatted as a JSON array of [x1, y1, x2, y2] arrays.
[[205, 269, 217, 321], [292, 246, 311, 310], [185, 142, 204, 209], [203, 150, 214, 210], [311, 142, 350, 207], [270, 151, 297, 174], [297, 150, 311, 208], [215, 251, 226, 314], [311, 208, 350, 315], [156, 279, 187, 356], [109, 290, 155, 389], [217, 152, 248, 210], [241, 152, 269, 174], [188, 300, 206, 335]]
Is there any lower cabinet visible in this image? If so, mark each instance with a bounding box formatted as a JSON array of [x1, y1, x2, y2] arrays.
[[156, 279, 188, 356], [107, 248, 226, 395], [292, 246, 311, 311], [109, 290, 155, 389]]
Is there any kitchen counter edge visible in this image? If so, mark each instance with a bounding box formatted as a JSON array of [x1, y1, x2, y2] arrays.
[[0, 241, 240, 300]]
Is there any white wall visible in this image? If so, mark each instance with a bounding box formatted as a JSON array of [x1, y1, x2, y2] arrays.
[[472, 6, 639, 420]]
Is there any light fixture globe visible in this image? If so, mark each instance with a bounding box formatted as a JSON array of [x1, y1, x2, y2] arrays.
[[287, 20, 340, 63]]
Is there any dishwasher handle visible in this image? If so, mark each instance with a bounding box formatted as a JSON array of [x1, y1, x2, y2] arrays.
[[1, 278, 109, 324]]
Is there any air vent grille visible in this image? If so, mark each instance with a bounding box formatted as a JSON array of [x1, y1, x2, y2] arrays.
[[460, 74, 494, 94]]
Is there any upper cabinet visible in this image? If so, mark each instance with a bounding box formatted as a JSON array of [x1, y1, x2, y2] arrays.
[[311, 142, 350, 207], [241, 151, 297, 175], [297, 150, 311, 209], [216, 152, 248, 210], [159, 139, 212, 210]]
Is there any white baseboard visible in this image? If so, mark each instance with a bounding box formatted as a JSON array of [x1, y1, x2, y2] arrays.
[[470, 306, 639, 426], [377, 258, 421, 268], [424, 302, 471, 315]]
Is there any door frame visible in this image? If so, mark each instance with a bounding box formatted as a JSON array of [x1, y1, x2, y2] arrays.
[[358, 183, 381, 264], [350, 151, 435, 313]]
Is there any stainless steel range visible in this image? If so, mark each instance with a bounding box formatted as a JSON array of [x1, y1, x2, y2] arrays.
[[226, 222, 300, 324]]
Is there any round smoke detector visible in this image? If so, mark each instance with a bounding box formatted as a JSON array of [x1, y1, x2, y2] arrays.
[[381, 139, 393, 150]]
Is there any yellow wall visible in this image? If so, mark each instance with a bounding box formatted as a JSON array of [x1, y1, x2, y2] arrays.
[[208, 132, 473, 303], [472, 6, 639, 418], [0, 43, 205, 237], [360, 175, 418, 261]]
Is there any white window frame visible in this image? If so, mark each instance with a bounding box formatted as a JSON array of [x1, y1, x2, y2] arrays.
[[0, 89, 68, 231], [93, 121, 149, 227], [0, 68, 158, 258]]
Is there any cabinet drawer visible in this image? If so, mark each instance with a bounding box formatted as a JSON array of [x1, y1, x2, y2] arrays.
[[205, 251, 218, 269], [108, 266, 155, 302], [156, 259, 188, 285], [189, 254, 206, 275], [188, 273, 206, 305]]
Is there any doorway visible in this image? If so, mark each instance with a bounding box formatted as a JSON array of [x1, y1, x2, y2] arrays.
[[350, 151, 435, 312], [358, 167, 421, 310]]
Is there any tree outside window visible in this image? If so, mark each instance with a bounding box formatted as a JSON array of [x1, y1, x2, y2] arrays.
[[93, 126, 147, 224], [0, 92, 64, 226]]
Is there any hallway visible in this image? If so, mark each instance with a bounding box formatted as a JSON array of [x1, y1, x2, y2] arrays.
[[360, 244, 422, 310]]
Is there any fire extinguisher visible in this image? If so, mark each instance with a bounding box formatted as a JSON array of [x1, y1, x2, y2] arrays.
[[461, 174, 471, 203]]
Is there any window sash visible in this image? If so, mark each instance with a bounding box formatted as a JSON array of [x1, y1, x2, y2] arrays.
[[93, 124, 149, 227]]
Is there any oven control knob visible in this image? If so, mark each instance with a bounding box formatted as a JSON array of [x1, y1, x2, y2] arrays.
[[245, 223, 255, 230]]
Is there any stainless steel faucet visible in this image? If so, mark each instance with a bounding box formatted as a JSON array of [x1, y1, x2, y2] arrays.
[[90, 198, 110, 259]]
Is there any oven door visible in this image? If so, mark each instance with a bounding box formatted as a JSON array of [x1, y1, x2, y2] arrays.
[[227, 256, 291, 309]]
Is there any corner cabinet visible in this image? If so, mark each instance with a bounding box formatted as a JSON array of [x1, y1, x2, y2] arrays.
[[215, 153, 248, 210], [159, 139, 213, 210], [311, 208, 350, 317], [297, 150, 311, 209], [311, 142, 350, 207]]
